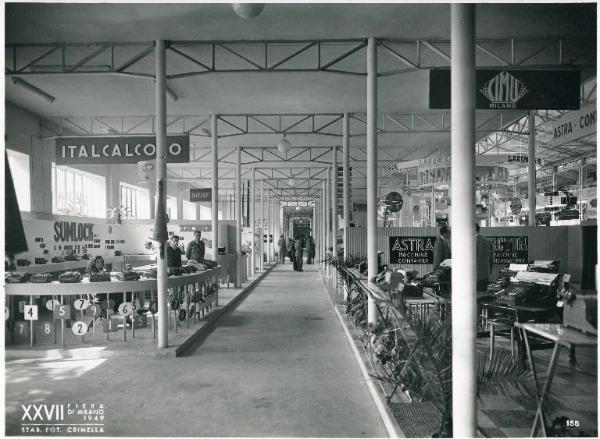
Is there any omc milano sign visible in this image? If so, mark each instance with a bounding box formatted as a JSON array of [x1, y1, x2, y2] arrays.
[[430, 69, 580, 110], [55, 135, 190, 164]]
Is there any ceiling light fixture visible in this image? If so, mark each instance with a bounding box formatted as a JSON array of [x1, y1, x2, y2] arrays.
[[277, 134, 291, 154], [12, 77, 55, 103], [231, 3, 265, 19]]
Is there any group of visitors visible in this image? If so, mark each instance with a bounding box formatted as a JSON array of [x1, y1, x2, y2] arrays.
[[277, 234, 315, 271]]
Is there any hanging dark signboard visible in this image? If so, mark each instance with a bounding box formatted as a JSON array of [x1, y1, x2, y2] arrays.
[[55, 135, 190, 165], [190, 188, 212, 203], [389, 236, 436, 264], [490, 236, 529, 264], [429, 69, 580, 110]]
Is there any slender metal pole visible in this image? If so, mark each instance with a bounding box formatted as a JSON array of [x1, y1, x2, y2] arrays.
[[528, 110, 537, 226], [366, 37, 378, 324], [267, 191, 272, 262], [211, 114, 219, 259], [321, 183, 326, 261], [451, 4, 477, 437], [343, 113, 351, 258], [325, 167, 331, 254], [155, 40, 168, 348], [251, 168, 255, 277], [260, 180, 264, 270], [331, 147, 338, 254], [236, 146, 242, 287]]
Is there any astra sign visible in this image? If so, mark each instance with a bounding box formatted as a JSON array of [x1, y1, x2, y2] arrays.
[[55, 135, 190, 164]]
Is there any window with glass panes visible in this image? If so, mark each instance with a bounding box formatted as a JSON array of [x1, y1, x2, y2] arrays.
[[183, 200, 196, 220], [119, 183, 150, 219], [52, 164, 106, 217], [6, 149, 31, 212]]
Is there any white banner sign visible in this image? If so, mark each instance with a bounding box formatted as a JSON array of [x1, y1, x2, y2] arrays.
[[551, 104, 596, 147]]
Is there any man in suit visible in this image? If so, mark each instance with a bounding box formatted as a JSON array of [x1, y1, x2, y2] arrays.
[[433, 224, 451, 269], [475, 223, 494, 292]]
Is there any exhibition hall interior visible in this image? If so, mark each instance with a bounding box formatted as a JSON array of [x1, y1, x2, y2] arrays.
[[3, 2, 597, 438]]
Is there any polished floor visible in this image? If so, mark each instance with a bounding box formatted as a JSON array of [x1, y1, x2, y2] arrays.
[[5, 261, 387, 437]]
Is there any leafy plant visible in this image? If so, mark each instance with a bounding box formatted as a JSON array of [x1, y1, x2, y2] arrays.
[[107, 205, 132, 224]]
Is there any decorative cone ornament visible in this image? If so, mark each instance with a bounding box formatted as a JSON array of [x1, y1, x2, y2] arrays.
[[152, 181, 169, 242], [277, 135, 291, 154], [232, 3, 265, 19]]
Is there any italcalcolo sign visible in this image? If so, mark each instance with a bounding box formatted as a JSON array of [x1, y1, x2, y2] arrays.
[[55, 135, 190, 164]]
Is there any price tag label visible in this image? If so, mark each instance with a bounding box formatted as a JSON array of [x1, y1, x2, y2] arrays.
[[5, 305, 9, 321], [36, 321, 55, 342], [102, 317, 119, 333], [71, 321, 88, 336], [24, 305, 38, 321], [133, 314, 147, 329], [46, 299, 60, 311], [18, 301, 26, 313], [85, 304, 101, 318], [100, 299, 115, 311], [73, 298, 90, 310], [118, 302, 134, 316], [13, 321, 29, 344], [53, 305, 71, 320]]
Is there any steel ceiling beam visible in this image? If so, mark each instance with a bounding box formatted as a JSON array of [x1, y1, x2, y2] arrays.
[[6, 37, 593, 77]]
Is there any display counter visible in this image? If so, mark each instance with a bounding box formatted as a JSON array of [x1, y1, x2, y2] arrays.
[[5, 267, 220, 296]]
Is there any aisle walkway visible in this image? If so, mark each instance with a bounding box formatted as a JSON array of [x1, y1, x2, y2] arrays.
[[5, 262, 387, 437]]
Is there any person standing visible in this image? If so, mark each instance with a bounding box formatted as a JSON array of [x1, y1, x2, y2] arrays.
[[166, 234, 183, 272], [432, 224, 451, 269], [306, 235, 315, 264], [475, 223, 494, 293], [185, 230, 205, 262], [287, 237, 295, 267], [295, 236, 304, 272], [277, 235, 287, 264]]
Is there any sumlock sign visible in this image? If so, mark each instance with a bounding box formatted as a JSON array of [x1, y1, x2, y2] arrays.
[[55, 135, 190, 164], [429, 69, 580, 110]]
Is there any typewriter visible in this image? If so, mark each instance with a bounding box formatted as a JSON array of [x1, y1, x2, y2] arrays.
[[6, 272, 31, 283], [487, 263, 529, 294], [89, 272, 112, 282], [31, 273, 53, 283], [528, 260, 560, 274], [420, 261, 451, 298], [58, 271, 82, 283], [493, 271, 560, 308], [115, 271, 141, 281]]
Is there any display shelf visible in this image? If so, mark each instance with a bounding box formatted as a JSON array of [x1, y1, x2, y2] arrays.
[[11, 256, 126, 274], [5, 267, 221, 296]]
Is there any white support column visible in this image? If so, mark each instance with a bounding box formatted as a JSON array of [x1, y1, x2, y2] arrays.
[[366, 37, 378, 324], [331, 147, 338, 255], [211, 114, 219, 260], [343, 113, 351, 258], [528, 110, 537, 226], [236, 147, 242, 288], [260, 180, 264, 270], [451, 4, 477, 437], [154, 40, 169, 349], [250, 168, 256, 277], [322, 184, 326, 261]]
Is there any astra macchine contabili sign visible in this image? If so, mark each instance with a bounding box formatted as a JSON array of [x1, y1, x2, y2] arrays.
[[389, 236, 436, 265], [429, 69, 580, 110], [55, 135, 190, 164]]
